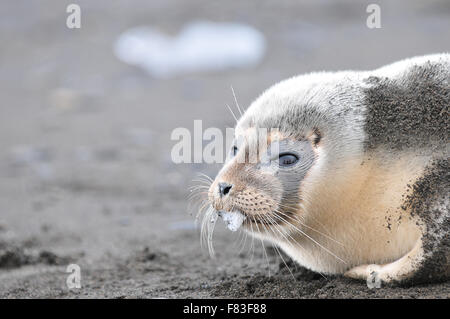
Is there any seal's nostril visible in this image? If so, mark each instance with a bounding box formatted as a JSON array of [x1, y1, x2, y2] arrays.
[[218, 182, 233, 197]]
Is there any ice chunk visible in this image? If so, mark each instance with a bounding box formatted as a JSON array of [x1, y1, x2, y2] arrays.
[[218, 210, 246, 232], [114, 20, 266, 78]]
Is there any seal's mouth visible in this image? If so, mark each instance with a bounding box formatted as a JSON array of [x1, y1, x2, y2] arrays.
[[217, 210, 246, 232], [216, 208, 285, 232]]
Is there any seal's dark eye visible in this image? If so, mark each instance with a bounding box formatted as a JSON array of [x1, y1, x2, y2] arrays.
[[231, 146, 238, 157], [278, 153, 299, 167]]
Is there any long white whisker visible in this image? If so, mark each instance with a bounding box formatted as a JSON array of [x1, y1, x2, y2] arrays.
[[272, 211, 346, 264], [197, 172, 214, 182], [225, 103, 238, 123], [249, 217, 256, 266], [230, 85, 244, 116], [276, 210, 344, 247], [253, 216, 271, 277], [264, 213, 327, 280], [259, 215, 296, 281]]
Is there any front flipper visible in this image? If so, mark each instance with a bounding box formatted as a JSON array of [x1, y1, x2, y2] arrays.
[[344, 238, 424, 286], [346, 159, 450, 286]]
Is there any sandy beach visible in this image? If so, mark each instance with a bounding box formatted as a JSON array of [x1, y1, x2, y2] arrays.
[[0, 0, 449, 298]]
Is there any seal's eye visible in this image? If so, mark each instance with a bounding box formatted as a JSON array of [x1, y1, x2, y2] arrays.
[[278, 153, 299, 167], [231, 146, 238, 157]]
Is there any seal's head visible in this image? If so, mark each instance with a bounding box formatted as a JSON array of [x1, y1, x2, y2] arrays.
[[206, 72, 367, 249]]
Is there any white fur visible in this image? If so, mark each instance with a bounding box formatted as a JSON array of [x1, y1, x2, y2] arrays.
[[231, 54, 449, 279]]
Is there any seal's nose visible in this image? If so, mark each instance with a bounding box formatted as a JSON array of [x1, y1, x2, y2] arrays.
[[218, 182, 232, 197]]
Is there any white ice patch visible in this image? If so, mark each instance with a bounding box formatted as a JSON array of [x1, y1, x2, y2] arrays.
[[218, 210, 246, 232], [114, 20, 266, 78]]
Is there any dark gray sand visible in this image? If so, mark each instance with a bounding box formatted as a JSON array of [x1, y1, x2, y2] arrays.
[[0, 0, 449, 298], [1, 237, 449, 298]]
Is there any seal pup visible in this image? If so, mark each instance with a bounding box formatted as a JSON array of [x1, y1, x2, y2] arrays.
[[201, 53, 449, 285]]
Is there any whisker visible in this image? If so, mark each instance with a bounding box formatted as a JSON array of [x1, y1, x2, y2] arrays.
[[190, 179, 212, 186], [271, 211, 346, 264], [197, 172, 214, 182], [275, 210, 344, 247], [276, 200, 337, 242], [253, 215, 271, 277], [248, 217, 256, 266], [261, 216, 296, 281], [230, 85, 244, 116], [238, 225, 249, 255], [264, 213, 327, 279], [225, 103, 239, 123]]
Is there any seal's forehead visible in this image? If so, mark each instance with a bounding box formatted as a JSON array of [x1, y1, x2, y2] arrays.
[[235, 71, 366, 140], [233, 127, 287, 144]]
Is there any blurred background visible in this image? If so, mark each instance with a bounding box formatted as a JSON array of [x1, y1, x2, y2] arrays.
[[0, 0, 449, 298]]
